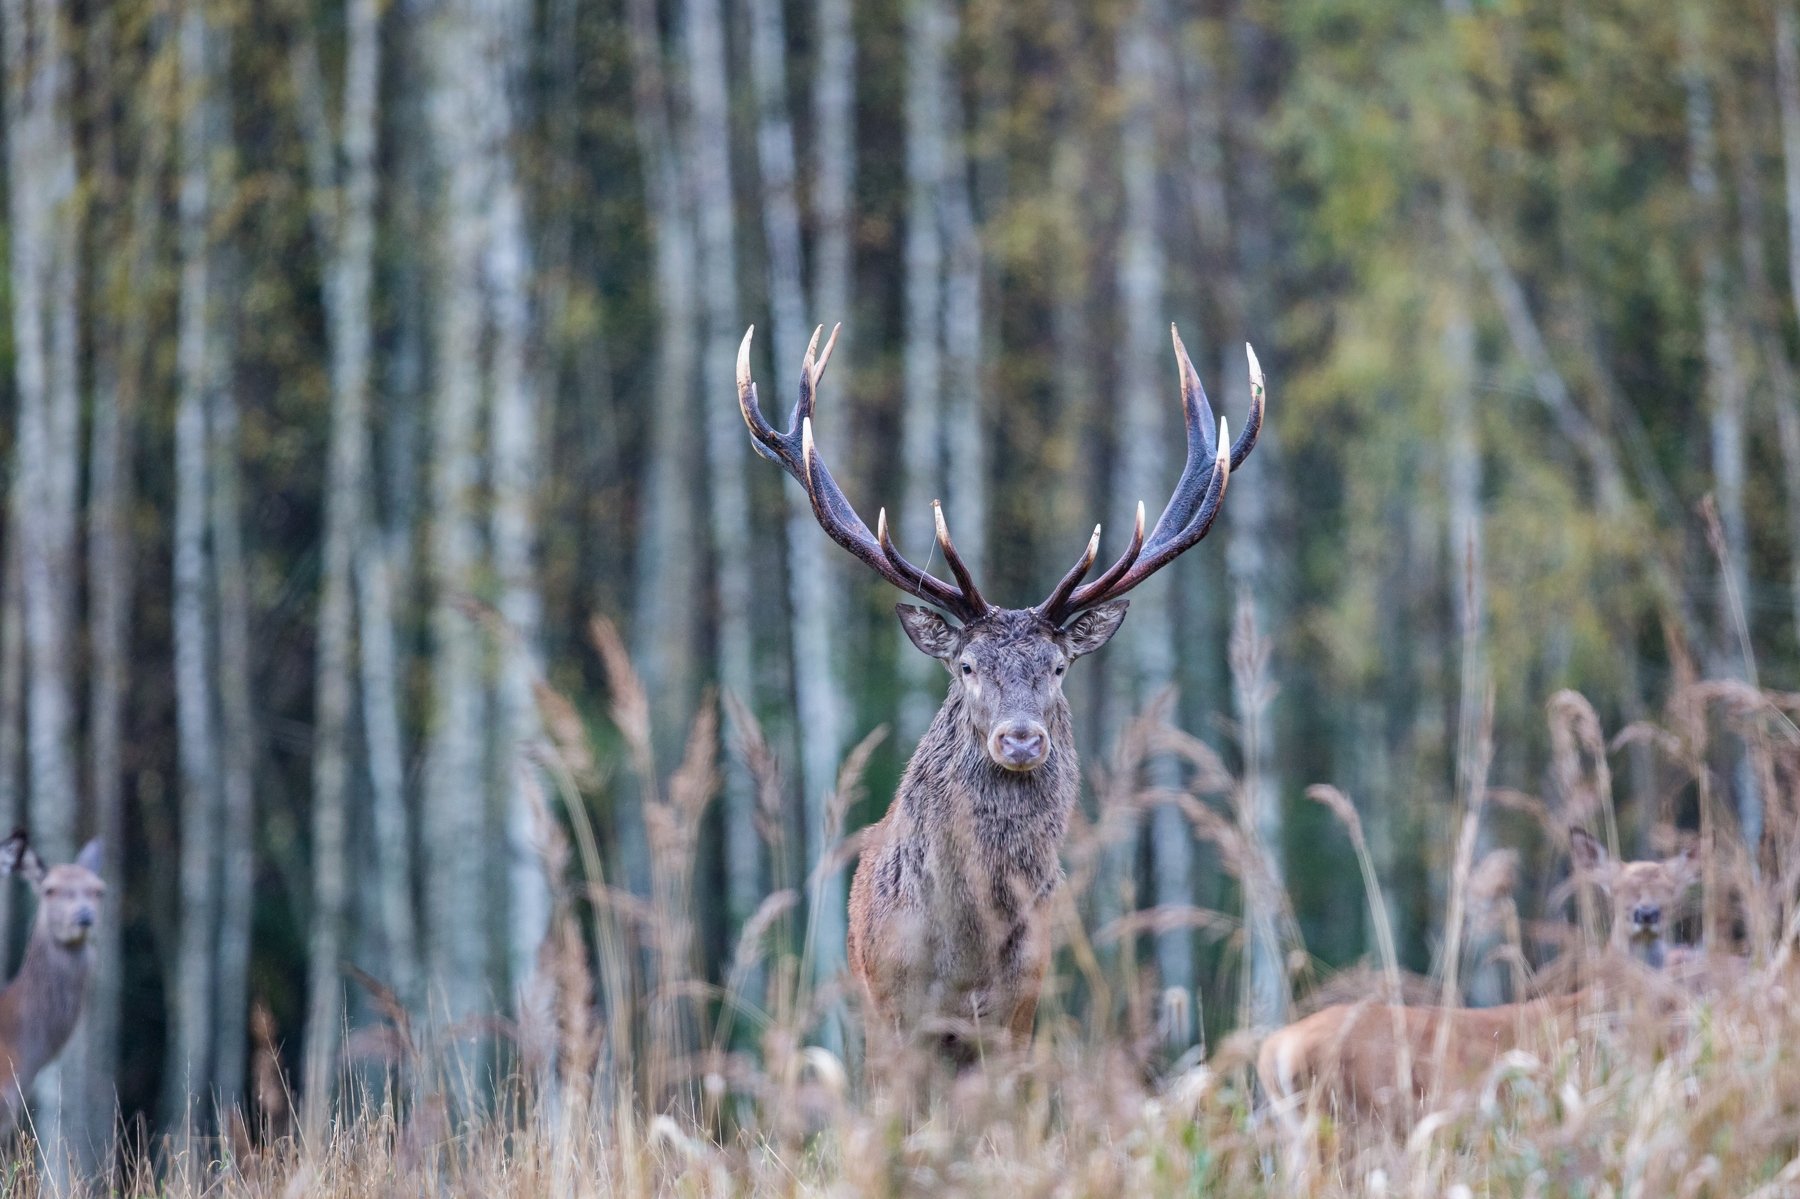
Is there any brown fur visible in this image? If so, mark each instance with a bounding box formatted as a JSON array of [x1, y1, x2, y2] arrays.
[[0, 835, 104, 1130], [1257, 831, 1698, 1128], [850, 605, 1125, 1059]]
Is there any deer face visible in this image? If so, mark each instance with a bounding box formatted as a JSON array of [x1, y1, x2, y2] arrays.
[[898, 602, 1129, 772], [0, 836, 105, 949], [1569, 828, 1698, 968]]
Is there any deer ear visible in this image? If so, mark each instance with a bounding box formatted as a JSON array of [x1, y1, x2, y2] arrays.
[[1060, 600, 1129, 659], [75, 839, 103, 876], [895, 605, 960, 662], [1664, 839, 1701, 890], [1568, 827, 1615, 890], [0, 833, 44, 887], [0, 832, 26, 880]]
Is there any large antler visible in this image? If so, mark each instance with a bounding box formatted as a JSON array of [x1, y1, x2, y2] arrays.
[[737, 325, 990, 623], [1037, 326, 1265, 625]]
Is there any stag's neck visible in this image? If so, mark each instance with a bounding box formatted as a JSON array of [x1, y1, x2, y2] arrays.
[[0, 930, 92, 1082], [895, 689, 1079, 861]]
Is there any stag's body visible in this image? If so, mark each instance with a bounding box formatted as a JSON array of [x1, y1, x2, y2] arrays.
[[848, 617, 1080, 1045], [737, 320, 1264, 1056], [0, 835, 104, 1129]]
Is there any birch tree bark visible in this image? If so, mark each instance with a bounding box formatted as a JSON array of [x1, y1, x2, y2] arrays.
[[1112, 0, 1191, 1024], [1772, 0, 1800, 649], [684, 0, 761, 931], [424, 0, 494, 1023], [626, 0, 699, 894], [167, 0, 225, 1124], [208, 267, 255, 1108], [478, 0, 551, 996], [1225, 2, 1287, 1031], [3, 0, 82, 1164], [298, 0, 382, 1118], [746, 0, 848, 1024], [1681, 12, 1758, 849], [899, 0, 949, 742], [79, 26, 164, 1149]]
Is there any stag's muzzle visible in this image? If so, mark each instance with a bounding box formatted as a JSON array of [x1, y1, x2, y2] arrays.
[[990, 721, 1049, 772]]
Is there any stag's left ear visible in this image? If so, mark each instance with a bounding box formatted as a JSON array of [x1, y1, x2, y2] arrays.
[[75, 839, 103, 876], [1060, 600, 1129, 658], [1568, 827, 1616, 891], [0, 832, 44, 887], [1665, 839, 1702, 890], [896, 604, 961, 662]]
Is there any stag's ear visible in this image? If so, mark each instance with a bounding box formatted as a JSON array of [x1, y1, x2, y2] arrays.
[[0, 833, 44, 887], [75, 839, 103, 876], [1568, 827, 1615, 890], [1060, 600, 1129, 659], [1664, 839, 1701, 890], [896, 605, 960, 662]]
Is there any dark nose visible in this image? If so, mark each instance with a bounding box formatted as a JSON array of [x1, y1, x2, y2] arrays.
[[74, 909, 94, 929], [1632, 904, 1661, 926], [993, 722, 1048, 769]]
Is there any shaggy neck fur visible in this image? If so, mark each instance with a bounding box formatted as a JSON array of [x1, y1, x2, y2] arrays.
[[0, 925, 93, 1084]]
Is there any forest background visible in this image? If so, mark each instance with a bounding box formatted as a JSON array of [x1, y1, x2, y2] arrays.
[[0, 0, 1792, 1168]]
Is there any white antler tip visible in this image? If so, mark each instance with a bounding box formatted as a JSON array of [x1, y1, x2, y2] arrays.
[[1246, 343, 1263, 385], [1217, 416, 1231, 459], [877, 507, 889, 540], [737, 327, 755, 381], [801, 415, 815, 456]]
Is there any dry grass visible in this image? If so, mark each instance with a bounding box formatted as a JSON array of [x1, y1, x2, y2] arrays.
[[15, 634, 1800, 1197]]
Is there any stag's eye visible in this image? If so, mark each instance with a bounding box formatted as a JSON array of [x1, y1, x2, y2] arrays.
[[1054, 664, 1066, 677], [960, 661, 974, 676]]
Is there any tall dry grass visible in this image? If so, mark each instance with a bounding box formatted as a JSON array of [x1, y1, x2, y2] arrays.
[[10, 629, 1800, 1197]]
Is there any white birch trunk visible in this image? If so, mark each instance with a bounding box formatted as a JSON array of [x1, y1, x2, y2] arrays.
[[899, 0, 948, 741], [209, 280, 255, 1109], [1681, 14, 1758, 849], [0, 525, 19, 967], [940, 48, 985, 586], [626, 0, 700, 886], [425, 0, 494, 1022], [1773, 0, 1800, 648], [1113, 0, 1191, 1023], [684, 0, 762, 931], [746, 0, 848, 1024], [477, 0, 551, 995], [1440, 188, 1494, 1005], [167, 0, 223, 1124], [301, 0, 382, 1118], [1225, 7, 1286, 1032]]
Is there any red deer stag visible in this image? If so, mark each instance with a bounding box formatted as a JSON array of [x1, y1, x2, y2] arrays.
[[0, 832, 105, 1129], [1257, 828, 1699, 1131], [737, 323, 1265, 1057]]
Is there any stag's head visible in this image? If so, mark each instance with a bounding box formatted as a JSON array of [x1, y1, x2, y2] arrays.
[[896, 604, 1129, 771], [1570, 827, 1699, 968], [737, 322, 1265, 774], [0, 833, 105, 948]]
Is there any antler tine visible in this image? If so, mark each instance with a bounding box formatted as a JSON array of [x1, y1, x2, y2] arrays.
[[1063, 501, 1146, 615], [1039, 329, 1266, 622], [738, 326, 794, 470], [740, 324, 987, 621], [876, 506, 971, 614], [1144, 325, 1219, 549], [932, 501, 989, 616], [1037, 524, 1102, 621], [1093, 418, 1231, 602], [1232, 343, 1265, 469]]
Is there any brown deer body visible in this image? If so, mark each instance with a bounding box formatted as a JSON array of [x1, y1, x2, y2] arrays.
[[1257, 829, 1698, 1128], [0, 833, 105, 1129], [738, 323, 1265, 1055]]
